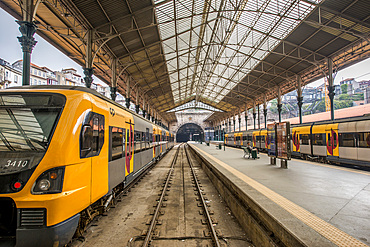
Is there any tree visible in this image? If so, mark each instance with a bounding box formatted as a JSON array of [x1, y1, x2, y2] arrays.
[[340, 84, 348, 94]]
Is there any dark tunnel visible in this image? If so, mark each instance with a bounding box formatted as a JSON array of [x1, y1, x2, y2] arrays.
[[176, 123, 204, 142]]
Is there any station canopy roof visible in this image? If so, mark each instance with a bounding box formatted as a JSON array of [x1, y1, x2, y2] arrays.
[[1, 0, 370, 123]]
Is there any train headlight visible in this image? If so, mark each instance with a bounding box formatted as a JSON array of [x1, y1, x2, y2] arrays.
[[32, 167, 65, 194], [37, 179, 51, 191]]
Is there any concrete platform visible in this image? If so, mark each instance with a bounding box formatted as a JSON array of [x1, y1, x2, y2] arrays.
[[190, 142, 370, 246]]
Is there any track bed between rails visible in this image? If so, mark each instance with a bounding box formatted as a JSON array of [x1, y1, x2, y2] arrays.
[[71, 145, 252, 247]]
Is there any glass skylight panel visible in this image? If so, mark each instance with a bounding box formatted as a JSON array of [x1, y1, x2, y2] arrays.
[[156, 0, 320, 104]]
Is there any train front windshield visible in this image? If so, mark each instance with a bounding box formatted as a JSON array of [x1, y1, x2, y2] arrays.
[[0, 93, 66, 175]]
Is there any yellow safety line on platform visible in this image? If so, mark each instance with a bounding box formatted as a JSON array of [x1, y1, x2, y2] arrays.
[[192, 145, 368, 247], [225, 146, 370, 176]]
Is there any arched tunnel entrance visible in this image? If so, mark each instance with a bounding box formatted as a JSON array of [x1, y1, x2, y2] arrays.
[[176, 123, 204, 142]]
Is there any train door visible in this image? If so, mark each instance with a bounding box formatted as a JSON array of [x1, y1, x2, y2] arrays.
[[89, 112, 108, 203], [292, 128, 300, 154], [252, 131, 257, 148], [125, 121, 134, 177], [326, 123, 339, 159]]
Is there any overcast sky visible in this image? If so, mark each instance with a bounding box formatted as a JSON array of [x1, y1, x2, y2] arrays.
[[1, 7, 369, 89]]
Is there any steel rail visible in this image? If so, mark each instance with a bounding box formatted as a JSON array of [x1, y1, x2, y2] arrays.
[[184, 144, 221, 247], [142, 144, 181, 247]]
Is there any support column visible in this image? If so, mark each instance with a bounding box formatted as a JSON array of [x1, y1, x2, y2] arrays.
[[257, 104, 260, 129], [219, 123, 221, 141], [142, 97, 146, 118], [126, 77, 130, 109], [328, 58, 335, 121], [135, 87, 140, 114], [17, 21, 37, 86], [238, 114, 241, 132], [228, 118, 231, 133], [263, 94, 267, 128], [277, 86, 282, 123], [245, 105, 248, 130], [147, 104, 150, 120], [110, 58, 117, 101], [83, 30, 94, 88], [297, 75, 303, 124], [253, 101, 256, 130], [233, 115, 236, 132]]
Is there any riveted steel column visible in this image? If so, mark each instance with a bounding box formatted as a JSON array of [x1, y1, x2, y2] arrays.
[[328, 58, 335, 120], [229, 118, 231, 133], [17, 0, 38, 86], [142, 97, 146, 118], [126, 77, 131, 109], [253, 101, 256, 130], [245, 105, 248, 130], [233, 115, 236, 132], [83, 30, 94, 88], [277, 86, 282, 123], [110, 58, 117, 101], [238, 113, 241, 132], [257, 104, 260, 129], [263, 94, 267, 128], [135, 87, 140, 114], [17, 21, 37, 86], [147, 104, 151, 120], [297, 75, 303, 124]]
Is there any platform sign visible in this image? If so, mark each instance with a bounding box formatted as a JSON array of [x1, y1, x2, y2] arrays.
[[276, 122, 291, 160], [267, 123, 276, 157]]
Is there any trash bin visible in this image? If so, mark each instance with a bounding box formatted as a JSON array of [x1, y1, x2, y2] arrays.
[[218, 144, 222, 149], [251, 149, 257, 159], [206, 142, 209, 146]]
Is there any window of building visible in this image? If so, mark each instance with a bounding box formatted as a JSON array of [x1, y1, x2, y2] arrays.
[[14, 75, 18, 82], [38, 70, 41, 76], [43, 72, 45, 77], [34, 79, 37, 85]]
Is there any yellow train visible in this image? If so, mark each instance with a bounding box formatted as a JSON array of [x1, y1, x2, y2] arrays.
[[225, 116, 370, 167], [0, 86, 174, 246]]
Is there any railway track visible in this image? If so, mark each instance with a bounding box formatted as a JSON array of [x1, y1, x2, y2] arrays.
[[140, 144, 221, 247], [72, 145, 251, 247]]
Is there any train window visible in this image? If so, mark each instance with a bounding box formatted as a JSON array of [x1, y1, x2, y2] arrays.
[[146, 128, 150, 143], [236, 136, 240, 141], [243, 136, 247, 141], [339, 133, 356, 147], [300, 134, 309, 145], [359, 132, 370, 148], [80, 112, 105, 158], [109, 127, 123, 161], [313, 133, 325, 146]]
